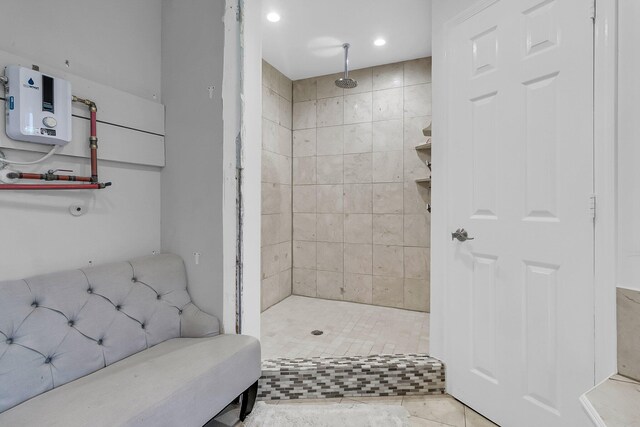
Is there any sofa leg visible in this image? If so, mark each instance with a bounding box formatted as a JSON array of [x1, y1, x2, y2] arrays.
[[239, 380, 259, 421]]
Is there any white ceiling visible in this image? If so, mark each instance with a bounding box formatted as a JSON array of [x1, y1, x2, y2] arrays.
[[261, 0, 432, 81]]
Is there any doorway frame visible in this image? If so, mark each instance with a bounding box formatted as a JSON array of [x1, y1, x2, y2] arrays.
[[431, 0, 619, 389]]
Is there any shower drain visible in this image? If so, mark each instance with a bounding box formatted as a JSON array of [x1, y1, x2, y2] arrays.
[[311, 330, 324, 336]]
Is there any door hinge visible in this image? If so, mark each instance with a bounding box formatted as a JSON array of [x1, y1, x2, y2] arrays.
[[589, 194, 597, 220]]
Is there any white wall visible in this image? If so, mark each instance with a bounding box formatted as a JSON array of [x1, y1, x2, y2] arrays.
[[430, 0, 478, 362], [161, 0, 227, 324], [617, 0, 640, 292], [0, 0, 162, 280]]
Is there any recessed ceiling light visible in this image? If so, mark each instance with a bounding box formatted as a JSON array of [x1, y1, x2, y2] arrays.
[[267, 12, 281, 22], [374, 38, 386, 46]]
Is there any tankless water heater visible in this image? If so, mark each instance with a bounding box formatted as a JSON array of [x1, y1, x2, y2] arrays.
[[4, 65, 72, 145]]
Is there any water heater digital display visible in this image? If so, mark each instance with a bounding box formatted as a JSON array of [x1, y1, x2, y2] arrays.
[[5, 65, 72, 145]]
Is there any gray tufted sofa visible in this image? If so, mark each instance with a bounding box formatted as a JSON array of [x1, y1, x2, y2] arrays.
[[0, 254, 261, 426]]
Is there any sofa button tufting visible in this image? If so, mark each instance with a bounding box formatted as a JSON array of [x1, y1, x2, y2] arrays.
[[141, 323, 146, 329], [178, 309, 183, 315], [97, 339, 103, 345], [116, 305, 121, 311], [156, 294, 161, 300], [6, 338, 13, 345], [68, 320, 75, 327], [131, 277, 137, 283], [31, 302, 38, 308], [44, 357, 52, 364], [87, 288, 93, 294]]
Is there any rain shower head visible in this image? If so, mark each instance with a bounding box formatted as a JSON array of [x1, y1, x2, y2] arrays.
[[335, 43, 358, 89]]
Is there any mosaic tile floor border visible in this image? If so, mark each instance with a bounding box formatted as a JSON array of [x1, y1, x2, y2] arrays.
[[258, 353, 445, 401]]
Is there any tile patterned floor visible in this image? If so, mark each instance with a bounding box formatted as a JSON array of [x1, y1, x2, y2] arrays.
[[260, 295, 430, 360], [208, 395, 499, 427]]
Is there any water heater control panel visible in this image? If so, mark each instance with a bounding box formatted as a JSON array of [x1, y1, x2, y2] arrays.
[[5, 65, 72, 145]]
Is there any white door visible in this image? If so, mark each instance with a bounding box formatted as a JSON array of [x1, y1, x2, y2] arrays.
[[444, 1, 595, 426]]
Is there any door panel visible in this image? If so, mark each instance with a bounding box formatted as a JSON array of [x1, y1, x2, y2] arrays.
[[445, 1, 595, 426]]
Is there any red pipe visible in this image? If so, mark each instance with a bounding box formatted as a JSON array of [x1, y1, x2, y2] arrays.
[[90, 109, 98, 182], [0, 184, 103, 190], [2, 97, 110, 190]]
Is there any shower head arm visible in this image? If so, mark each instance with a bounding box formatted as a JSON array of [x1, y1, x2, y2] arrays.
[[343, 43, 350, 78]]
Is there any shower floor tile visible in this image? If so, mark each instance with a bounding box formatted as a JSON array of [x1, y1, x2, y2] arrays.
[[260, 295, 429, 360]]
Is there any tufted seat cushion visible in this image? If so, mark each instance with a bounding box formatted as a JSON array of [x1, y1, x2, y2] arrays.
[[0, 335, 261, 427], [0, 254, 222, 413]]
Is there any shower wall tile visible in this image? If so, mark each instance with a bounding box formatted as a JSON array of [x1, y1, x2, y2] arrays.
[[317, 242, 344, 272], [372, 276, 404, 308], [404, 57, 432, 86], [317, 73, 344, 99], [317, 155, 344, 184], [344, 273, 373, 304], [293, 213, 317, 241], [344, 123, 373, 154], [262, 214, 281, 246], [345, 243, 373, 275], [373, 183, 403, 214], [293, 185, 316, 213], [317, 184, 344, 213], [293, 78, 317, 102], [317, 271, 344, 300], [344, 214, 373, 244], [372, 63, 404, 90], [262, 182, 282, 215], [316, 213, 344, 242], [404, 180, 430, 215], [373, 245, 404, 278], [279, 72, 293, 101], [404, 247, 430, 280], [404, 214, 430, 247], [404, 84, 432, 118], [293, 100, 317, 130], [618, 287, 640, 381], [344, 92, 373, 124], [373, 88, 403, 121], [293, 129, 316, 157], [263, 86, 280, 123], [279, 96, 293, 129], [404, 278, 430, 312], [373, 119, 403, 152], [262, 60, 293, 312], [293, 241, 316, 270], [293, 268, 317, 297], [344, 153, 373, 183], [293, 157, 317, 184], [344, 184, 373, 213], [404, 116, 432, 148], [404, 149, 430, 182], [290, 58, 432, 312], [317, 126, 344, 155], [348, 68, 373, 94], [373, 214, 404, 245], [317, 96, 344, 127], [372, 151, 403, 182]]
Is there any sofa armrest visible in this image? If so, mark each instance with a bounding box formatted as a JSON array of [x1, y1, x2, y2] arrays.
[[180, 302, 220, 337]]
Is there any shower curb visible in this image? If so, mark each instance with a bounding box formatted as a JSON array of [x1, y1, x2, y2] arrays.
[[257, 353, 445, 401]]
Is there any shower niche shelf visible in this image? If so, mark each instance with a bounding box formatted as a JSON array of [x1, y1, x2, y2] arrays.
[[415, 140, 432, 151]]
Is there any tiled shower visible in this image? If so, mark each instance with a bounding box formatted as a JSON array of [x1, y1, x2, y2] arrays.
[[261, 58, 431, 313]]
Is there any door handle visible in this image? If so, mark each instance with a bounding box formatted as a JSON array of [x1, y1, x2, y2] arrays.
[[452, 228, 475, 242]]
